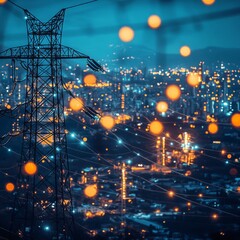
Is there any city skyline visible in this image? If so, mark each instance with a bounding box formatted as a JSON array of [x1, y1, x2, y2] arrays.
[[0, 0, 239, 239], [0, 53, 239, 239]]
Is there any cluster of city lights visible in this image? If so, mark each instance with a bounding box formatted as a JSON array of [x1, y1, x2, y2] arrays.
[[1, 0, 240, 238], [67, 78, 240, 133]]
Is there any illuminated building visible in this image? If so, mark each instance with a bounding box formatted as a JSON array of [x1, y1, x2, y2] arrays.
[[121, 162, 127, 214], [155, 136, 166, 167]]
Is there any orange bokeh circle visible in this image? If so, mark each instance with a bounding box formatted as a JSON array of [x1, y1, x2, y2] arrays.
[[186, 72, 201, 87], [156, 101, 168, 113], [100, 115, 115, 130], [166, 85, 181, 101], [202, 0, 215, 6], [84, 184, 98, 198], [69, 98, 84, 111], [208, 123, 218, 134], [24, 161, 37, 175], [119, 26, 134, 42], [180, 46, 191, 57], [148, 15, 162, 29], [0, 0, 7, 5], [84, 74, 97, 85], [5, 182, 15, 192], [149, 120, 164, 135], [231, 113, 240, 128]]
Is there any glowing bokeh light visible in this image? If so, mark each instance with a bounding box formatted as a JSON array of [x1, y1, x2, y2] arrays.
[[83, 137, 88, 142], [0, 0, 7, 5], [174, 207, 179, 212], [84, 184, 98, 198], [149, 120, 164, 135], [185, 170, 192, 176], [69, 98, 84, 112], [5, 104, 11, 110], [24, 161, 37, 175], [212, 213, 218, 220], [119, 26, 134, 42], [165, 85, 181, 101], [186, 72, 201, 87], [5, 182, 15, 192], [100, 115, 115, 130], [208, 123, 218, 134], [156, 101, 168, 113], [84, 74, 97, 85], [221, 150, 226, 155], [202, 0, 215, 5], [148, 15, 162, 29], [180, 46, 191, 57], [168, 191, 175, 198], [230, 113, 240, 128]]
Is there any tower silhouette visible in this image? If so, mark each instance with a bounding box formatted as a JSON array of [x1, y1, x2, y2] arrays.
[[0, 2, 102, 239]]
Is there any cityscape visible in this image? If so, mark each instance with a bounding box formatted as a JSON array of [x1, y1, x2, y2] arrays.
[[0, 0, 240, 240]]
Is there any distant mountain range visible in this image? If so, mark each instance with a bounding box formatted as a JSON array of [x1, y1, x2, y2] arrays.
[[169, 47, 240, 68], [105, 45, 240, 69]]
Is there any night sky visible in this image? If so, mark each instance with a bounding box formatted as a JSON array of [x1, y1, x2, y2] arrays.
[[0, 0, 240, 59]]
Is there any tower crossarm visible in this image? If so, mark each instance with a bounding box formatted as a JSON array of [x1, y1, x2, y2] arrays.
[[0, 45, 29, 59], [0, 45, 88, 59], [0, 45, 104, 71], [60, 45, 89, 59]]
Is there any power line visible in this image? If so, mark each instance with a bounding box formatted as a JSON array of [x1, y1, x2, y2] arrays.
[[64, 0, 98, 10], [7, 0, 25, 11]]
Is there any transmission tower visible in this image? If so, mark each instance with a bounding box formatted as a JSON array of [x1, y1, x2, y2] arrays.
[[0, 1, 102, 239]]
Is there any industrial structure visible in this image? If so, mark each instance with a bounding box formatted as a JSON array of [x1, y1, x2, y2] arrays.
[[0, 1, 102, 239]]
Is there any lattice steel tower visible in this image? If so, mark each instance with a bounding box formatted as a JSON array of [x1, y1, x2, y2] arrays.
[[0, 1, 102, 239]]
